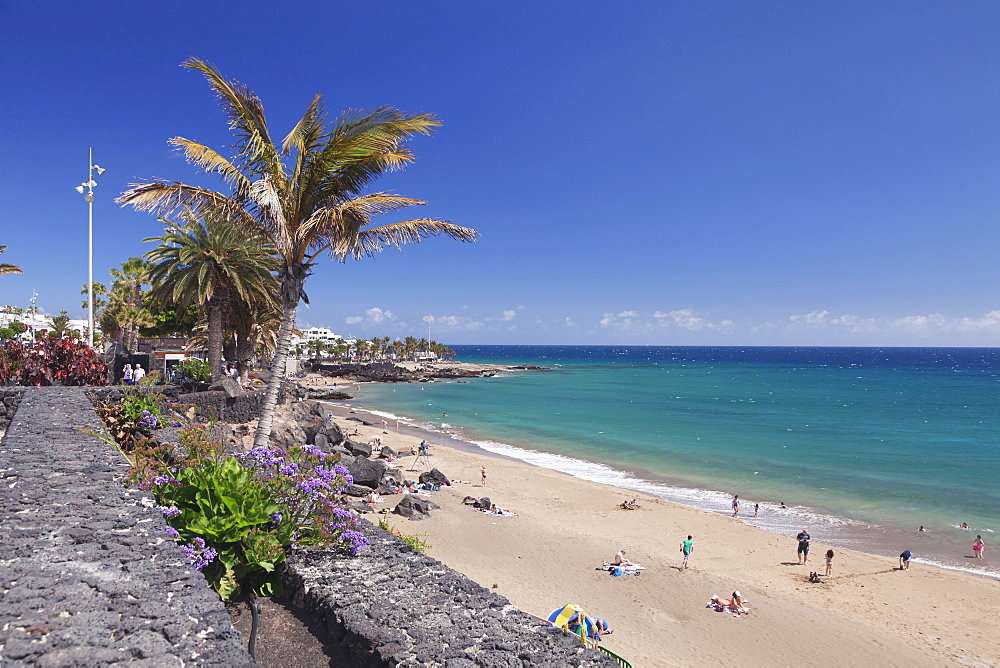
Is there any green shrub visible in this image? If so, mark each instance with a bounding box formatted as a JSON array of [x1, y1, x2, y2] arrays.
[[174, 358, 212, 383]]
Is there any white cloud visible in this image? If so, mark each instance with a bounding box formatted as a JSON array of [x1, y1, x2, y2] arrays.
[[600, 309, 731, 332], [501, 309, 517, 321], [788, 310, 876, 332], [344, 307, 397, 327]]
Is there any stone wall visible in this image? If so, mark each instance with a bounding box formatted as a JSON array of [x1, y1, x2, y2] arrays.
[[0, 387, 25, 432], [282, 521, 617, 667], [89, 381, 304, 425], [0, 387, 253, 666]]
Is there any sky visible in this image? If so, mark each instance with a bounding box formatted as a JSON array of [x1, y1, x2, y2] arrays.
[[1, 1, 999, 346]]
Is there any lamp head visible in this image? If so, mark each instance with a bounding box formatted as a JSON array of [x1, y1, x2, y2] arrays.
[[74, 185, 86, 194], [92, 165, 106, 176]]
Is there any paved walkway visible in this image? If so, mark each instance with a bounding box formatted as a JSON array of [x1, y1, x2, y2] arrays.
[[0, 387, 251, 666]]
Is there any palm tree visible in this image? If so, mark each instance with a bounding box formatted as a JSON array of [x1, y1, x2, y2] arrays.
[[144, 213, 279, 380], [106, 257, 153, 353], [118, 58, 479, 447], [47, 311, 73, 338], [0, 246, 22, 276]]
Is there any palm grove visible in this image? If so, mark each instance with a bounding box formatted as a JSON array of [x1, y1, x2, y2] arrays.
[[116, 58, 478, 448]]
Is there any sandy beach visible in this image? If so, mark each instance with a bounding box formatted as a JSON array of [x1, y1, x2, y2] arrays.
[[315, 392, 999, 667]]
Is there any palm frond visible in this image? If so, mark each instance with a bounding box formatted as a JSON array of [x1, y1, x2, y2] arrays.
[[310, 106, 441, 198], [117, 181, 258, 232], [181, 57, 285, 184], [327, 218, 479, 260], [168, 137, 252, 195]]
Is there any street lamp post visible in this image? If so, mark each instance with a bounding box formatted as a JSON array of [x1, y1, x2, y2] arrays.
[[75, 149, 105, 348]]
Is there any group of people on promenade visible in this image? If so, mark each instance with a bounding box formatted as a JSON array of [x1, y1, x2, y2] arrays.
[[121, 363, 145, 384]]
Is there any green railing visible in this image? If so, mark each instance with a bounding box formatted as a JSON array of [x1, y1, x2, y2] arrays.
[[597, 645, 632, 668]]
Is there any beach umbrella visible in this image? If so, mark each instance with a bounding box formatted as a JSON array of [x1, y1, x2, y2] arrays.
[[547, 604, 598, 642]]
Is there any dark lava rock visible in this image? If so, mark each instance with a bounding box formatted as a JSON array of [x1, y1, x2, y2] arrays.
[[418, 468, 451, 487]]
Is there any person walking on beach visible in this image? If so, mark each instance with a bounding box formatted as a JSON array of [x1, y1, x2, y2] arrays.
[[732, 495, 740, 517], [899, 550, 912, 570], [680, 535, 694, 570], [825, 549, 834, 576], [973, 535, 985, 559], [754, 503, 759, 517], [481, 465, 487, 486], [797, 529, 811, 564]]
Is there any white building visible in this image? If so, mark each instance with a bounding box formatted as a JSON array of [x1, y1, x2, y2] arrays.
[[0, 312, 90, 338], [292, 327, 355, 349]]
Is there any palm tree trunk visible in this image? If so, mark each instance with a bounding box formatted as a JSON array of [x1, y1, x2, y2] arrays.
[[253, 266, 306, 448], [207, 294, 225, 381]]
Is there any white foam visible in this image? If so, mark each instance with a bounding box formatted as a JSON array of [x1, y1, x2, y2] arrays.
[[912, 558, 1000, 581]]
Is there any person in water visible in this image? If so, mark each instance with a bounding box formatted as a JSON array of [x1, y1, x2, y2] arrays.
[[973, 535, 985, 559]]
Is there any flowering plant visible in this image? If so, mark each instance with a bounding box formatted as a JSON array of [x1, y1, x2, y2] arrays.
[[94, 386, 181, 451], [132, 424, 367, 601]]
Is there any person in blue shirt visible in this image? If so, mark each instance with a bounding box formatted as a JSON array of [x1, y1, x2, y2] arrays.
[[899, 550, 912, 570]]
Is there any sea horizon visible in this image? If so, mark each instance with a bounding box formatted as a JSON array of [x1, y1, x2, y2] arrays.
[[338, 344, 1000, 580]]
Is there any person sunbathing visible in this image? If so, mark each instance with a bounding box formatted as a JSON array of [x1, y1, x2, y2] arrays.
[[731, 591, 750, 614], [613, 549, 633, 566]]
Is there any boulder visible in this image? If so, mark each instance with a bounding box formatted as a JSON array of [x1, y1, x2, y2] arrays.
[[208, 376, 242, 398], [317, 422, 344, 447], [418, 468, 451, 487], [349, 501, 374, 514], [346, 457, 386, 489], [268, 418, 308, 450], [393, 495, 440, 520], [379, 445, 397, 458], [314, 432, 329, 450], [345, 439, 372, 457], [474, 497, 492, 510], [343, 484, 375, 497]]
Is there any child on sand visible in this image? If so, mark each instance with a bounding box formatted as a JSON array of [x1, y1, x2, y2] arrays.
[[825, 549, 834, 576], [899, 550, 912, 570]]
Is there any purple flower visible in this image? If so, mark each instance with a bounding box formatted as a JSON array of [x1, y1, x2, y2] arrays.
[[164, 526, 180, 538], [151, 474, 179, 486], [157, 505, 181, 517], [182, 537, 217, 571], [236, 446, 284, 467], [340, 529, 369, 554], [278, 463, 299, 476]]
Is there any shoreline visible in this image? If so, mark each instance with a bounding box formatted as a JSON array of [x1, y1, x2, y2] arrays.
[[340, 380, 1000, 583], [311, 389, 1000, 667]]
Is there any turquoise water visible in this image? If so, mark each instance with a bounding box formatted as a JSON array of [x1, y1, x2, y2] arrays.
[[344, 346, 1000, 577]]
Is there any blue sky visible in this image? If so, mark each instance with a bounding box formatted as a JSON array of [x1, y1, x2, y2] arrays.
[[2, 1, 999, 346]]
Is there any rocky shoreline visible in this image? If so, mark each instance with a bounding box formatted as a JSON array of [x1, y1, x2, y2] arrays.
[[303, 359, 545, 385]]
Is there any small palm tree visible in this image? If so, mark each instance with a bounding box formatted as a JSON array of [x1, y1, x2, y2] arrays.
[[48, 311, 73, 338], [0, 246, 22, 276], [144, 214, 280, 380], [106, 257, 153, 353], [119, 58, 478, 447]]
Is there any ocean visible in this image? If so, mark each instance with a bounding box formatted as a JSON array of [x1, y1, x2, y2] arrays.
[[341, 345, 1000, 579]]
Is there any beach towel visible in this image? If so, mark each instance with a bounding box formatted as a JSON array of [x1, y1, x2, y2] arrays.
[[599, 562, 646, 572]]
